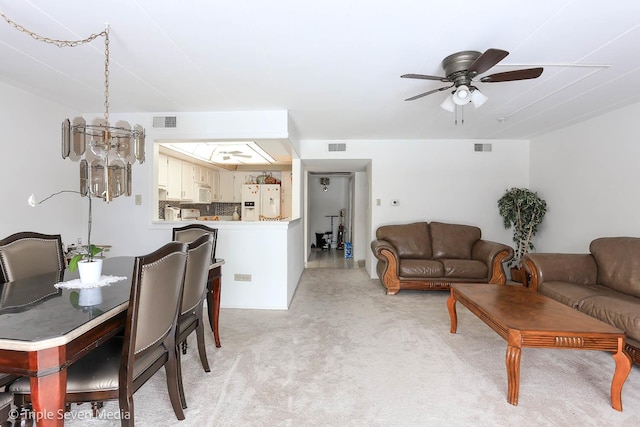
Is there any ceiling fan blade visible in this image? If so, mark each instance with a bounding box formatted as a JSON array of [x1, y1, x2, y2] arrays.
[[401, 73, 449, 82], [480, 67, 543, 83], [404, 85, 454, 101], [233, 154, 252, 158], [468, 48, 509, 75]]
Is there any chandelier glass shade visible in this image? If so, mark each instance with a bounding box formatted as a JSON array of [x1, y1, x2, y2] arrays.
[[62, 116, 145, 202]]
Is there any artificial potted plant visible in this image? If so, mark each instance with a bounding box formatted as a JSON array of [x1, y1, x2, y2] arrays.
[[497, 187, 547, 284]]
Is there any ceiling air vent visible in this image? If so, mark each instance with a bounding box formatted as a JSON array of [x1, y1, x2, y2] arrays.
[[153, 116, 177, 128], [328, 143, 346, 152], [474, 143, 492, 152]]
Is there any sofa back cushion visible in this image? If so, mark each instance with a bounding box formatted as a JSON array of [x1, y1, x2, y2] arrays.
[[430, 222, 481, 260], [376, 222, 432, 259], [590, 237, 640, 299]]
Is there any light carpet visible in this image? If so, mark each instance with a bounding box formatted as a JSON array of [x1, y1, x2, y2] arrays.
[[60, 268, 640, 426]]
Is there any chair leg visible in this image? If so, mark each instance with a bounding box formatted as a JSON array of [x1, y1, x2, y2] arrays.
[[165, 348, 186, 420], [118, 392, 134, 427], [196, 303, 211, 372], [176, 346, 187, 409]]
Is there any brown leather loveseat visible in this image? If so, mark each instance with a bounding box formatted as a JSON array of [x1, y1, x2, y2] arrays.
[[523, 237, 640, 366], [370, 221, 514, 295]]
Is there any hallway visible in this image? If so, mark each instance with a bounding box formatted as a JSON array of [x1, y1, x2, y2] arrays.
[[306, 247, 359, 269]]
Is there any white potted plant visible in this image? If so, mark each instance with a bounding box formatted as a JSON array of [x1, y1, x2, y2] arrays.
[[497, 187, 547, 284]]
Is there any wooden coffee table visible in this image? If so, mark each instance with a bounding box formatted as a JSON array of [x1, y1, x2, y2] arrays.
[[447, 283, 632, 410]]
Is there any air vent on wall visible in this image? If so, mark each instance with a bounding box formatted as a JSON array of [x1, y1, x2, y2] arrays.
[[328, 143, 346, 152], [153, 116, 177, 128], [474, 143, 492, 152]]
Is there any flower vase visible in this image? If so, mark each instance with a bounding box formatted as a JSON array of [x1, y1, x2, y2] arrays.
[[78, 259, 103, 284]]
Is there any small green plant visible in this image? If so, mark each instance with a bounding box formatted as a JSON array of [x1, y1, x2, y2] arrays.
[[68, 244, 104, 272], [498, 187, 547, 268]]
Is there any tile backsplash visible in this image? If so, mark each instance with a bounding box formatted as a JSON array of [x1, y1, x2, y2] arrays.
[[158, 201, 241, 220]]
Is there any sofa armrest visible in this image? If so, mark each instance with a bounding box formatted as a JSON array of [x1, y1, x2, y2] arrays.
[[371, 239, 402, 294], [471, 240, 514, 284], [523, 253, 598, 291]]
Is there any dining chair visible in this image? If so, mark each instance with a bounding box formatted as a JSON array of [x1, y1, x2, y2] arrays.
[[172, 224, 218, 263], [0, 231, 65, 282], [176, 234, 214, 409], [10, 241, 189, 426]]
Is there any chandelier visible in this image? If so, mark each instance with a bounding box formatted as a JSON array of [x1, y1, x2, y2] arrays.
[[1, 14, 145, 202]]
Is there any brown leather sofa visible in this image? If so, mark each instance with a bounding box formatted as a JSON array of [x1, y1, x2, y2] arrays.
[[370, 221, 514, 295], [523, 237, 640, 366]]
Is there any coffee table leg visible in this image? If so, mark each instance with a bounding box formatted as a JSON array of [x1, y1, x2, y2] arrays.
[[447, 292, 457, 333], [610, 338, 632, 411], [506, 330, 522, 406]]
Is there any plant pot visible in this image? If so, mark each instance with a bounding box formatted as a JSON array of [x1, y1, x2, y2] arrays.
[[78, 288, 103, 306], [78, 259, 103, 284]]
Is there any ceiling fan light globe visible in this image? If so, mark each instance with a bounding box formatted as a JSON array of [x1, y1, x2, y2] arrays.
[[471, 89, 488, 108], [452, 85, 471, 105], [440, 95, 456, 112]]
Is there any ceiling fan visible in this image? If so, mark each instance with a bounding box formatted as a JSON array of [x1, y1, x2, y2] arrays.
[[401, 48, 543, 110], [219, 150, 252, 160]]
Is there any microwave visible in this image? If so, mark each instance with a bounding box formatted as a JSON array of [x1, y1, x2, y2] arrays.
[[195, 184, 212, 203]]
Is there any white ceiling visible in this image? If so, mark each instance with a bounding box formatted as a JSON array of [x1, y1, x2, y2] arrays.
[[1, 0, 640, 143]]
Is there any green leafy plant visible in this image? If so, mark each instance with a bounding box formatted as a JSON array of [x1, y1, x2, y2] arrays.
[[497, 187, 547, 268], [68, 244, 104, 272]]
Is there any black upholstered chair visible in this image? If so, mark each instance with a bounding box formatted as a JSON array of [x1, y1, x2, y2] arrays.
[[172, 224, 218, 262], [11, 241, 189, 426], [176, 234, 214, 409], [0, 231, 65, 282]]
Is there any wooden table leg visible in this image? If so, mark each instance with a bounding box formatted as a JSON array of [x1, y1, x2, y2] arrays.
[[506, 329, 522, 406], [447, 292, 458, 334], [610, 338, 632, 411], [207, 271, 221, 348], [29, 368, 67, 426]]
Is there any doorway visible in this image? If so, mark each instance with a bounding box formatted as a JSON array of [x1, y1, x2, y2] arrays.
[[303, 161, 370, 270]]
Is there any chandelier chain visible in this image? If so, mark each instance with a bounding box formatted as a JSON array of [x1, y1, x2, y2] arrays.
[[0, 13, 111, 122], [0, 12, 107, 47], [104, 27, 110, 123]]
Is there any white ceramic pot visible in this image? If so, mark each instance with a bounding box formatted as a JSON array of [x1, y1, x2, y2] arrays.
[[78, 288, 103, 306], [78, 258, 103, 284]]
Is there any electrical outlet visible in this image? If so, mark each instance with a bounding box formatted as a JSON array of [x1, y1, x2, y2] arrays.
[[135, 194, 142, 205], [234, 274, 252, 282], [391, 199, 399, 206]]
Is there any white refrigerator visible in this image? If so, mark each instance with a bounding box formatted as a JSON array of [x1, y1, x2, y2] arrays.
[[241, 184, 281, 221]]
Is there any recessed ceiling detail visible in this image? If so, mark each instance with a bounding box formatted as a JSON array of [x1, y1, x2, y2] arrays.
[[160, 142, 275, 165]]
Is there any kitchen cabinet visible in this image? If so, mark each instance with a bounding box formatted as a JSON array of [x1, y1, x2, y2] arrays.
[[194, 164, 212, 186], [218, 171, 234, 202], [181, 160, 195, 201], [210, 169, 219, 201], [166, 156, 182, 201], [165, 157, 195, 201], [158, 153, 168, 188]]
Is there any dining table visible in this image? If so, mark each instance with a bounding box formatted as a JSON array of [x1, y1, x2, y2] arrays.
[[0, 256, 224, 426]]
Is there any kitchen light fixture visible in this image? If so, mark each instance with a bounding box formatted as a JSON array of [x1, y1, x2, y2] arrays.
[[320, 177, 330, 192], [1, 14, 145, 202]]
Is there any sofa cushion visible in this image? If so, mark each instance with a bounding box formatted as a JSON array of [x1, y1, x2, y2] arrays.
[[439, 259, 488, 279], [578, 293, 640, 342], [399, 259, 443, 278], [430, 222, 480, 260], [376, 222, 432, 259], [590, 237, 640, 299], [538, 281, 620, 309]]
